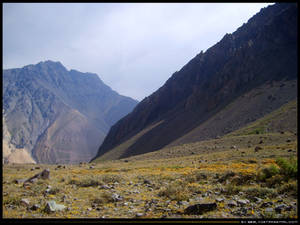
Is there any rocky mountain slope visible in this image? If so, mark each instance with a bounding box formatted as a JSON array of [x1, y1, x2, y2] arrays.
[[3, 61, 138, 164], [92, 3, 298, 162]]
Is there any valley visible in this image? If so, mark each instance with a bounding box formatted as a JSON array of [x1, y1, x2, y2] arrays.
[[2, 2, 298, 220], [2, 127, 297, 219]]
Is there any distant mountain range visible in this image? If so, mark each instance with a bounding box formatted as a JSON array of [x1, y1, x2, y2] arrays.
[[92, 3, 297, 162], [3, 61, 138, 164]]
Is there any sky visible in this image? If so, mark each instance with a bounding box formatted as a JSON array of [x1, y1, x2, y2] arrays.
[[3, 3, 273, 101]]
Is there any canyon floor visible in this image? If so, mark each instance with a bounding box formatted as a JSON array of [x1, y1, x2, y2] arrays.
[[2, 131, 298, 220]]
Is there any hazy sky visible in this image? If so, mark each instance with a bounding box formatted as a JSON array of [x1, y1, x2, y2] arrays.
[[3, 3, 272, 101]]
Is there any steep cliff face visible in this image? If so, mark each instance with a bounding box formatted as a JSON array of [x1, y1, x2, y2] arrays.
[[3, 61, 138, 164], [93, 3, 297, 161]]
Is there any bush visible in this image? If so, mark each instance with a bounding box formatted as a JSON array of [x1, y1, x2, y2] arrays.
[[101, 174, 122, 184], [275, 157, 297, 180], [91, 191, 114, 205], [68, 178, 101, 187], [278, 180, 297, 197], [224, 183, 242, 195], [244, 186, 278, 198], [184, 171, 208, 183], [257, 164, 280, 181], [158, 180, 189, 201]]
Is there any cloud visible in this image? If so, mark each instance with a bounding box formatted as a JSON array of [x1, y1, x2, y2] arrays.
[[3, 3, 272, 101]]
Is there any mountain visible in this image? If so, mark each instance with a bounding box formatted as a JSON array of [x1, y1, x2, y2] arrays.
[[92, 3, 298, 162], [3, 60, 138, 164]]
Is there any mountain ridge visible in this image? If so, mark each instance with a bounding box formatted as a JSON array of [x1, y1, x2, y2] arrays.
[[92, 3, 297, 162], [3, 60, 138, 164]]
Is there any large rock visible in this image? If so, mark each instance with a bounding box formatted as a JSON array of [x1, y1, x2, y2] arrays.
[[44, 200, 66, 213], [184, 203, 217, 215], [24, 169, 50, 185]]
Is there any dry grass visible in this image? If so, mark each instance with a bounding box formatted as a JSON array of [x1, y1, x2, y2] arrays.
[[2, 133, 298, 219]]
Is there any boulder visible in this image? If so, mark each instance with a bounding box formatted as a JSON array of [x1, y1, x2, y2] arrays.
[[20, 199, 30, 207], [24, 169, 50, 184], [30, 204, 41, 211], [227, 200, 238, 208], [184, 203, 217, 215], [254, 146, 263, 152], [44, 201, 66, 213]]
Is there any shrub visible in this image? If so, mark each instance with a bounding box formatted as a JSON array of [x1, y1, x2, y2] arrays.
[[91, 191, 114, 205], [278, 180, 297, 197], [184, 171, 208, 183], [265, 174, 284, 188], [68, 178, 101, 187], [3, 196, 22, 206], [158, 180, 189, 201], [224, 183, 242, 195], [101, 174, 122, 184], [275, 157, 297, 180], [257, 164, 280, 181], [244, 186, 278, 198]]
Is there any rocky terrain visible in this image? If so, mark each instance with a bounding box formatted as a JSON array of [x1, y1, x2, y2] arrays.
[[2, 97, 297, 219], [2, 134, 297, 219], [93, 3, 297, 162], [2, 61, 138, 164]]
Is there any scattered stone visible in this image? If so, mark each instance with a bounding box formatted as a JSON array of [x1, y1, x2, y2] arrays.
[[216, 198, 225, 202], [259, 140, 263, 144], [61, 195, 67, 202], [286, 139, 291, 143], [260, 202, 273, 208], [231, 146, 237, 149], [89, 166, 95, 169], [286, 205, 294, 211], [20, 199, 30, 207], [23, 182, 31, 189], [136, 213, 144, 217], [124, 160, 129, 163], [14, 178, 27, 184], [111, 193, 123, 202], [44, 201, 66, 213], [87, 207, 92, 211], [178, 201, 189, 206], [288, 149, 293, 152], [184, 203, 217, 215], [41, 169, 50, 179], [254, 146, 263, 152], [265, 207, 273, 213], [275, 204, 287, 213], [227, 200, 238, 207], [30, 204, 41, 211], [143, 179, 151, 185], [30, 178, 38, 183], [99, 185, 110, 190], [237, 199, 249, 206], [253, 197, 263, 203]]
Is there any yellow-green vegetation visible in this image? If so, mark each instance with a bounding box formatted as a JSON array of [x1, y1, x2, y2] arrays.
[[3, 131, 297, 219]]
